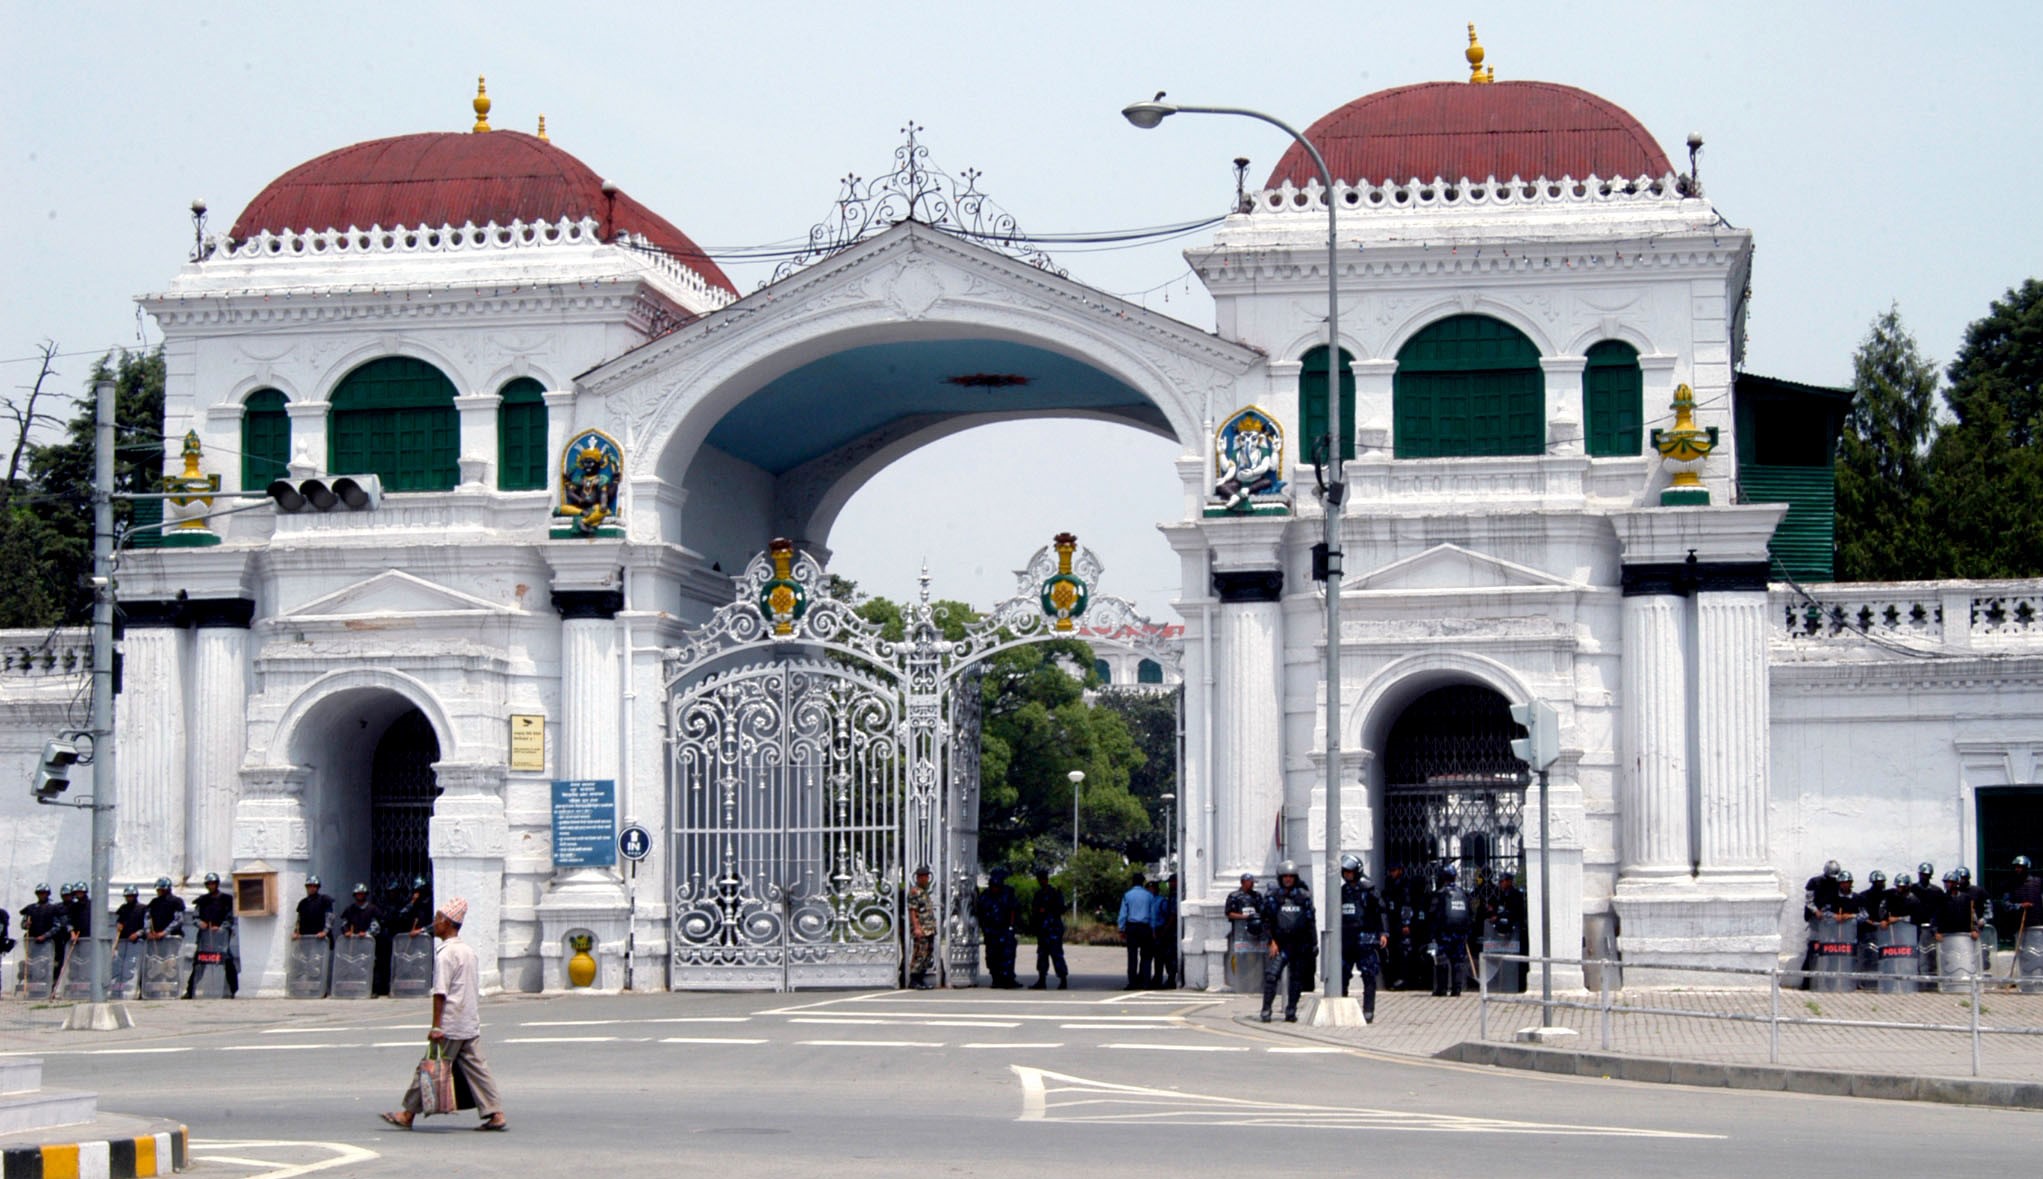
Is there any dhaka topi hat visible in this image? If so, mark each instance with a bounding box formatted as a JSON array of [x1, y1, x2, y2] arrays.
[[439, 897, 469, 925]]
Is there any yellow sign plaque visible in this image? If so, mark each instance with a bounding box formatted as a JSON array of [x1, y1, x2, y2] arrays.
[[509, 714, 546, 772]]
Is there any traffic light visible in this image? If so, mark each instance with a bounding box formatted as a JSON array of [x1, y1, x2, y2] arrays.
[[1507, 700, 1559, 772], [33, 739, 79, 801], [268, 474, 382, 513]]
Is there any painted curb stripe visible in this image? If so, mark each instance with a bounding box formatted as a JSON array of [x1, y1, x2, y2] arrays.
[[0, 1127, 187, 1178]]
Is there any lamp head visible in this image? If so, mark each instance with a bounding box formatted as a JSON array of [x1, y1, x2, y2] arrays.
[[1121, 96, 1177, 129], [1067, 769, 1085, 784]]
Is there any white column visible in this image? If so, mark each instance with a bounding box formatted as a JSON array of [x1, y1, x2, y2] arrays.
[[187, 614, 250, 879], [1214, 578, 1282, 878], [234, 765, 312, 995], [431, 761, 511, 992], [454, 392, 500, 487], [1541, 356, 1587, 456], [560, 616, 621, 782], [1619, 594, 1690, 877], [542, 390, 575, 494], [1696, 591, 1770, 870], [285, 400, 329, 477], [1352, 359, 1397, 452], [115, 622, 187, 884]]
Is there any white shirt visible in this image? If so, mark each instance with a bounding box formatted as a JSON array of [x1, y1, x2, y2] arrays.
[[433, 935, 482, 1040]]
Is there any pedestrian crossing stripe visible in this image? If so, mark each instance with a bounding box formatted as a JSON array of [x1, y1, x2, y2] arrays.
[[1011, 1067, 1723, 1137]]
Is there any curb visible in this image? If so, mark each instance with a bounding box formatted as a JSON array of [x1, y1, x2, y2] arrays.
[[1432, 1041, 2043, 1110], [1, 1123, 187, 1178]]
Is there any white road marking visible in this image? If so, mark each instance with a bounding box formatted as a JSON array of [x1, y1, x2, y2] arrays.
[[1099, 1043, 1249, 1052], [259, 1026, 368, 1035], [190, 1138, 380, 1179], [798, 1039, 945, 1048], [504, 1035, 617, 1043], [371, 1041, 423, 1048], [1011, 1067, 1727, 1136], [1267, 1046, 1346, 1054], [220, 1043, 359, 1051], [964, 1042, 1063, 1049], [661, 1036, 769, 1045], [87, 1046, 194, 1055], [1064, 1023, 1179, 1030]]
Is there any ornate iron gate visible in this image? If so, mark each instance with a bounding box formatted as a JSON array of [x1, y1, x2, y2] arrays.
[[669, 660, 903, 989], [1382, 685, 1525, 886], [663, 534, 1175, 991]]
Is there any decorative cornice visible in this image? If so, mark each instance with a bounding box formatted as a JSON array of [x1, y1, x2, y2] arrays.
[[1243, 173, 1695, 215]]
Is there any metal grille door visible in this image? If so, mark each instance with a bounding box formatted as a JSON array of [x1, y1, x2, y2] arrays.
[[670, 661, 904, 990], [371, 709, 441, 894], [1382, 685, 1525, 885]]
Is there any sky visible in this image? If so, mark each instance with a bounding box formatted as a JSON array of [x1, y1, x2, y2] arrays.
[[4, 3, 2037, 618]]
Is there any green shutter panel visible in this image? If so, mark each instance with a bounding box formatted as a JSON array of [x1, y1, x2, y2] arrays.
[[1584, 341, 1643, 457], [1394, 316, 1543, 458], [327, 358, 459, 491], [1298, 347, 1357, 461], [240, 388, 291, 490], [496, 379, 549, 491]]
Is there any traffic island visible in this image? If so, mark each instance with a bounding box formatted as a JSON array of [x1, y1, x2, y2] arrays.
[[0, 1058, 189, 1176]]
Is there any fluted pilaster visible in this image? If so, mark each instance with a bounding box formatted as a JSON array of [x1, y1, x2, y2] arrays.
[[187, 622, 248, 879], [560, 617, 620, 782], [1620, 593, 1690, 875], [115, 626, 186, 882], [1696, 591, 1770, 869], [1214, 574, 1282, 878]]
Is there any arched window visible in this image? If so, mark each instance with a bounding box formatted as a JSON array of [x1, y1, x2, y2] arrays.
[[496, 377, 549, 491], [241, 388, 290, 491], [328, 357, 459, 492], [1093, 658, 1112, 685], [1583, 341, 1644, 457], [1136, 659, 1164, 685], [1393, 316, 1543, 458], [1298, 346, 1356, 462]]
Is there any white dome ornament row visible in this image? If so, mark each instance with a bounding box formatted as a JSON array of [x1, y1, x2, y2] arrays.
[[201, 217, 733, 308], [1247, 172, 1694, 215]]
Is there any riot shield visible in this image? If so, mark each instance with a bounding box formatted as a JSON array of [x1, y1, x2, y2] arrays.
[[111, 939, 143, 999], [1810, 916, 1856, 992], [287, 935, 332, 998], [390, 931, 434, 997], [1936, 932, 1979, 993], [1480, 921, 1524, 993], [139, 937, 184, 1000], [1226, 926, 1266, 996], [20, 941, 56, 999], [2017, 927, 2042, 994], [189, 927, 232, 998], [331, 935, 376, 999], [58, 941, 97, 1000], [1873, 922, 1921, 993]]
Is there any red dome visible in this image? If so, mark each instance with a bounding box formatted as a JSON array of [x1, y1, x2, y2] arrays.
[[1267, 81, 1674, 189], [230, 131, 734, 294]]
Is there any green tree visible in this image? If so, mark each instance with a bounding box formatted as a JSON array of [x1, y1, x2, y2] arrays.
[[0, 347, 164, 628], [1924, 279, 2043, 577], [1834, 305, 1940, 581], [1094, 688, 1179, 864]]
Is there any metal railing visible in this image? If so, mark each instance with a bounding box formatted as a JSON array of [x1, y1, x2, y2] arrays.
[[1476, 954, 2043, 1077]]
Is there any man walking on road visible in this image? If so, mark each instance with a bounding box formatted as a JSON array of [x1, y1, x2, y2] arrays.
[[382, 897, 507, 1132]]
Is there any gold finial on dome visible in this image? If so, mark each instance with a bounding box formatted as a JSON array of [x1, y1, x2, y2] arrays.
[[472, 75, 492, 133], [1466, 23, 1495, 83], [537, 114, 548, 142]]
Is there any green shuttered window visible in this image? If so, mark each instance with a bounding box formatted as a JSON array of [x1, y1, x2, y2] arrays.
[[328, 357, 459, 492], [1393, 315, 1543, 458], [497, 378, 549, 491], [241, 388, 291, 491], [1583, 340, 1643, 457], [1298, 346, 1356, 462]]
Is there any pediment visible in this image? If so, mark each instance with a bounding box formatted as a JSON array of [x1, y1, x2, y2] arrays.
[[1344, 544, 1580, 593], [279, 570, 516, 620]]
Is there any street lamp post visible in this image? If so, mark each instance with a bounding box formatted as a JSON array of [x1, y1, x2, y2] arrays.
[[1123, 97, 1352, 1019], [1068, 769, 1085, 928]]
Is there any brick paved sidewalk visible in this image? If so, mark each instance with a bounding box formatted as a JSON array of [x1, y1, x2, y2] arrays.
[[1202, 982, 2043, 1085]]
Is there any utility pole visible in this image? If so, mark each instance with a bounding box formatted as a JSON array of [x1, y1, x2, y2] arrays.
[[72, 378, 122, 1027]]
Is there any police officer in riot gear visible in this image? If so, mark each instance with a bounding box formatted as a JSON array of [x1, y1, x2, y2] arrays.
[[145, 878, 185, 940], [23, 884, 68, 975], [1430, 863, 1474, 996], [1381, 863, 1421, 990], [2003, 855, 2039, 943], [340, 883, 380, 939], [115, 885, 146, 943], [1338, 856, 1387, 1023], [1260, 861, 1315, 1023], [294, 876, 335, 941], [186, 872, 238, 998], [975, 867, 1021, 989]]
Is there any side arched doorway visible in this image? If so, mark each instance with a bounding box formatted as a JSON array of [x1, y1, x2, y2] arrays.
[[1381, 684, 1525, 887], [370, 708, 442, 898]]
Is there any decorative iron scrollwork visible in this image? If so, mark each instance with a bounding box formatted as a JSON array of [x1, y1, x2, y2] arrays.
[[770, 122, 1066, 283]]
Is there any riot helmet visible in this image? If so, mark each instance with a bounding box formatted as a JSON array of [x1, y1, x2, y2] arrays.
[[154, 877, 172, 890], [203, 872, 221, 885], [2015, 855, 2033, 872], [306, 875, 321, 888], [1954, 866, 1971, 886], [1917, 862, 1935, 882], [1836, 871, 1853, 886], [33, 883, 48, 894], [1340, 854, 1361, 874], [1277, 860, 1299, 881], [1823, 859, 1841, 878], [1439, 863, 1459, 881], [122, 885, 139, 897], [1238, 871, 1256, 884], [1868, 869, 1886, 885], [411, 876, 427, 891], [353, 883, 369, 895]]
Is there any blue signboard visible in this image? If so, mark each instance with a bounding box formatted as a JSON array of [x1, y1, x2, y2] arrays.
[[551, 779, 617, 867], [618, 824, 653, 863]]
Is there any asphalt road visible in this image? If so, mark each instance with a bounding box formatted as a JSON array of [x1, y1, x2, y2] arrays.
[[19, 983, 2037, 1178]]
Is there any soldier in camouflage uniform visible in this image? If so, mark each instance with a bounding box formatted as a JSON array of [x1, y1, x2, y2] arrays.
[[906, 865, 937, 989]]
